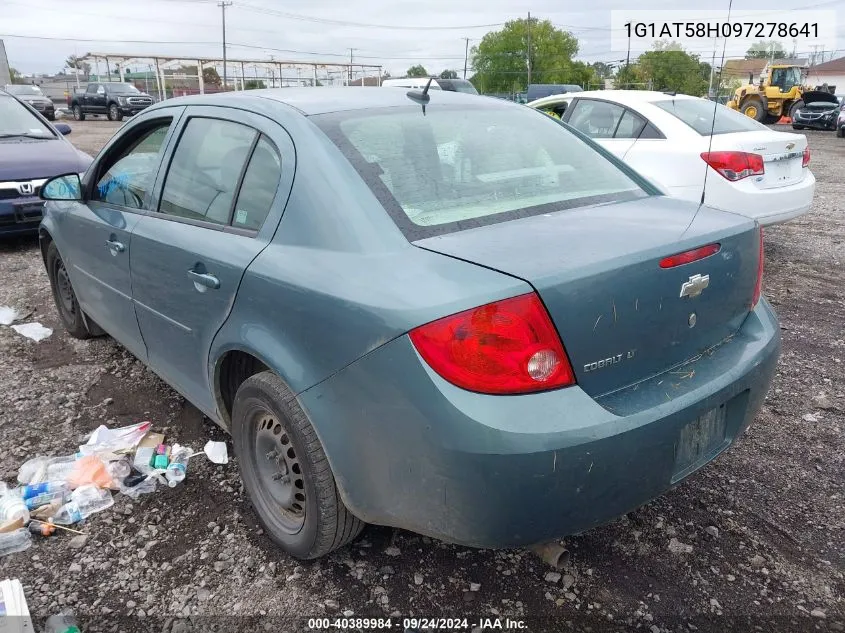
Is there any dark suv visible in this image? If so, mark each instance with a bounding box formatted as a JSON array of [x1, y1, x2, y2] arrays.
[[4, 84, 55, 120], [71, 82, 154, 121]]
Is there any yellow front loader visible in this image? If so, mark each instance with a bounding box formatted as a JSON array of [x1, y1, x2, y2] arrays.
[[727, 64, 835, 123]]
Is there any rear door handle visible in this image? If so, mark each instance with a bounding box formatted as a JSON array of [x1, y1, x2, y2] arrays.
[[105, 239, 125, 253], [187, 270, 220, 290]]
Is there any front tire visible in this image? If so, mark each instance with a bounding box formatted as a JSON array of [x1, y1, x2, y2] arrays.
[[232, 371, 364, 559], [46, 113, 55, 121], [107, 103, 123, 122], [793, 125, 805, 130], [741, 99, 766, 122], [789, 100, 804, 120], [46, 242, 100, 339], [837, 127, 844, 138], [72, 105, 85, 121]]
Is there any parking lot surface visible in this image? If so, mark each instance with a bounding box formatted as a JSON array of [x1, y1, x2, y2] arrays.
[[0, 120, 842, 631]]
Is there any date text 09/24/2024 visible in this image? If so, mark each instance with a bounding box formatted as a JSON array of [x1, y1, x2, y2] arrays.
[[307, 618, 527, 630]]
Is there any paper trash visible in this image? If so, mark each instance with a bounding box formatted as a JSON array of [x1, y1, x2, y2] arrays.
[[10, 323, 52, 342], [203, 441, 228, 465], [0, 307, 18, 326], [0, 578, 36, 633]]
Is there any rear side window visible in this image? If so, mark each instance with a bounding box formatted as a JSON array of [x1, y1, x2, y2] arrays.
[[232, 137, 281, 231], [159, 117, 256, 225], [314, 104, 647, 239], [652, 98, 768, 135], [614, 110, 646, 139], [567, 100, 625, 138]]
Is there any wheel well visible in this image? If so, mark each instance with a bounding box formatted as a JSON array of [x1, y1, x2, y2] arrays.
[[217, 351, 269, 422], [38, 229, 53, 267]]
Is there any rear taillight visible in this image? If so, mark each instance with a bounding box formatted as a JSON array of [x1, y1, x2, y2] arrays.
[[701, 151, 764, 181], [660, 243, 721, 268], [409, 293, 575, 395], [751, 227, 764, 308], [802, 145, 810, 167]]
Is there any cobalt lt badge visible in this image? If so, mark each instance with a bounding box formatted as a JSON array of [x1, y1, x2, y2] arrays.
[[679, 274, 709, 299]]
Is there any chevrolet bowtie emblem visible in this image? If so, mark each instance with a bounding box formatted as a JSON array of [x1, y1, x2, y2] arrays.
[[786, 142, 795, 150], [680, 274, 709, 299]]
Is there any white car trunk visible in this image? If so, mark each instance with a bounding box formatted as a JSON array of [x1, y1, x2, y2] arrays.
[[707, 130, 807, 190]]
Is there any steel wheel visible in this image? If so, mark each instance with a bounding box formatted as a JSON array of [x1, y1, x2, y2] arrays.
[[251, 411, 306, 533], [54, 258, 77, 321]]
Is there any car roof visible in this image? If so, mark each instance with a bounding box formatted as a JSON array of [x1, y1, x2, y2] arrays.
[[147, 87, 496, 116], [528, 90, 699, 109]]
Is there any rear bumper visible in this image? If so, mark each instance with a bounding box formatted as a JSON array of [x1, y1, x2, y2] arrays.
[[684, 169, 815, 227], [299, 299, 781, 548]]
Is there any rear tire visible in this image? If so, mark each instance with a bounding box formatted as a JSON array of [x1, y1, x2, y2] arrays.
[[763, 113, 780, 124], [72, 105, 85, 121], [232, 371, 365, 559], [46, 242, 102, 339]]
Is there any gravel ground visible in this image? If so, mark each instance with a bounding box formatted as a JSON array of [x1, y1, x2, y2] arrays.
[[0, 121, 843, 633]]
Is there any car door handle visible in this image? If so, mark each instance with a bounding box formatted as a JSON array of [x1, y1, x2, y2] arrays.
[[105, 239, 125, 253], [187, 270, 220, 290]]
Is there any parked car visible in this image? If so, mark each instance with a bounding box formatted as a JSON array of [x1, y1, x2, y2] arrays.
[[837, 105, 845, 138], [381, 77, 478, 94], [526, 83, 583, 102], [0, 89, 92, 236], [39, 88, 779, 559], [3, 84, 56, 120], [528, 90, 814, 226], [791, 91, 841, 131], [70, 82, 154, 121]]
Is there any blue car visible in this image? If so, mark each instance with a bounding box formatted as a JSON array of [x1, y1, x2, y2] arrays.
[[37, 88, 780, 559], [0, 89, 92, 236]]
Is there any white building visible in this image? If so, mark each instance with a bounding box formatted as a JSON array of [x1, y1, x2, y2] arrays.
[[806, 57, 845, 95]]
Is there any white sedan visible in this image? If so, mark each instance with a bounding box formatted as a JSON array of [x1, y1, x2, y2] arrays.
[[528, 90, 815, 226]]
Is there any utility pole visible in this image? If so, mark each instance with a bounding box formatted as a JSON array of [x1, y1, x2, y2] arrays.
[[219, 1, 232, 90], [462, 38, 470, 79], [526, 12, 532, 87], [348, 48, 356, 85]]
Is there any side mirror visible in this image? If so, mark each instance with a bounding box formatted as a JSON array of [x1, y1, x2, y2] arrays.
[[55, 123, 72, 136], [40, 174, 83, 201]]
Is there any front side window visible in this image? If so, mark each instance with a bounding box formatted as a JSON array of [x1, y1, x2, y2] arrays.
[[93, 120, 172, 209], [159, 117, 257, 225], [567, 100, 626, 138], [652, 98, 768, 135], [314, 104, 646, 239]]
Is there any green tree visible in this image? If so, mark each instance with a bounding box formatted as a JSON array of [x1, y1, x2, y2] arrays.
[[471, 17, 581, 93], [203, 67, 221, 86], [613, 63, 644, 89], [440, 69, 458, 79], [9, 67, 22, 84], [634, 43, 711, 94], [745, 40, 786, 60], [244, 79, 267, 90], [589, 62, 612, 80], [406, 65, 429, 78]]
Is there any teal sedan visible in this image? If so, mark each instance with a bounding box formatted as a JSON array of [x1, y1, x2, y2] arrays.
[[38, 87, 779, 559]]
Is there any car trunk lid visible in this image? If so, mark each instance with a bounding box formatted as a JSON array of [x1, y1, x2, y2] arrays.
[[414, 197, 760, 398], [707, 130, 806, 190]]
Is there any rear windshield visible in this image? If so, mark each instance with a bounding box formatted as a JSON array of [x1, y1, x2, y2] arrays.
[[313, 104, 647, 238], [107, 84, 140, 94], [652, 98, 768, 135], [436, 79, 478, 95]]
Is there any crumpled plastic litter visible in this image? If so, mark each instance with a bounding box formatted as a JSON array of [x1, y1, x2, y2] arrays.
[[119, 475, 158, 501], [203, 441, 228, 465], [17, 456, 50, 485], [66, 455, 115, 490], [78, 421, 152, 457], [10, 322, 52, 342], [0, 306, 19, 326]]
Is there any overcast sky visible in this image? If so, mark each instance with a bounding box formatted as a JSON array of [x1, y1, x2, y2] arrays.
[[1, 0, 842, 77]]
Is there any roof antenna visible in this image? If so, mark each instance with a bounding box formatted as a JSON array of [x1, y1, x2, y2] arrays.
[[406, 77, 434, 115], [700, 0, 734, 208]]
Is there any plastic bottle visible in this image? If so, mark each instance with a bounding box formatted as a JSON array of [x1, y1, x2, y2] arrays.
[[51, 485, 114, 525], [44, 613, 82, 633], [45, 455, 81, 482], [0, 494, 30, 524], [25, 489, 69, 511], [20, 482, 68, 500], [0, 528, 32, 557], [165, 447, 191, 487]]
